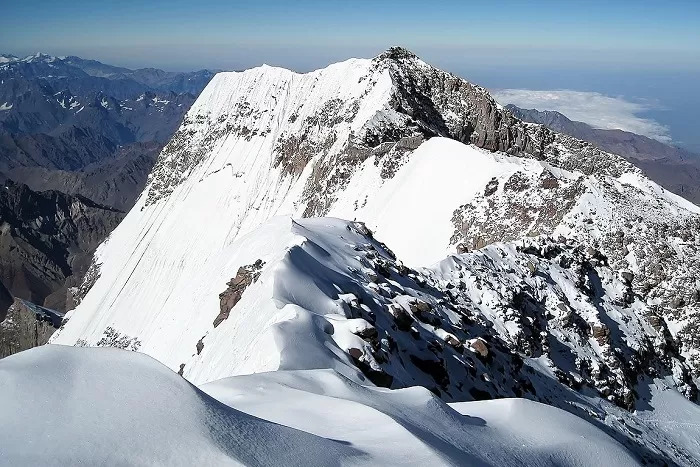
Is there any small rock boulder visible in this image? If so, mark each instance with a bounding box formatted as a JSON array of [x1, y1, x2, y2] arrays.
[[619, 270, 634, 285], [408, 298, 431, 314], [468, 338, 489, 358], [387, 303, 413, 331], [444, 333, 463, 350], [590, 323, 610, 346]]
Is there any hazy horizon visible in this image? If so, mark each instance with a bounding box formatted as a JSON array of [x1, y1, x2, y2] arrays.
[[3, 0, 699, 73], [3, 0, 699, 152]]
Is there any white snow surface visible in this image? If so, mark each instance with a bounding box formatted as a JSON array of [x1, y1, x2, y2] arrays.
[[0, 344, 640, 466]]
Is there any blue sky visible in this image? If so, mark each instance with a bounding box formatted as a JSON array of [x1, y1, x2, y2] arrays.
[[2, 0, 699, 72]]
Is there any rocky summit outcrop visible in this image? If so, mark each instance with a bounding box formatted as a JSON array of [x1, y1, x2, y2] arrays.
[[0, 180, 124, 311], [372, 47, 544, 156]]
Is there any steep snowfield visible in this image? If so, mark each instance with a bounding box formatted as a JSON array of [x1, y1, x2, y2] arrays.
[[0, 345, 641, 466]]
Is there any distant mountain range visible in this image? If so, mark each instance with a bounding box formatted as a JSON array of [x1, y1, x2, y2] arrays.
[[0, 53, 214, 209], [506, 104, 700, 204], [0, 53, 213, 322], [0, 53, 214, 95], [0, 179, 124, 311]]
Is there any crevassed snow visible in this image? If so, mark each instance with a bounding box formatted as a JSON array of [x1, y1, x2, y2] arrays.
[[0, 345, 640, 466]]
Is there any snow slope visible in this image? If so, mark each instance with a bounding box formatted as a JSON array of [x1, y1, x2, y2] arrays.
[[0, 344, 640, 467]]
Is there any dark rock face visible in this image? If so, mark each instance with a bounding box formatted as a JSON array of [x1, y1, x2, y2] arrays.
[[214, 260, 265, 328], [0, 180, 124, 311], [0, 281, 12, 321], [375, 48, 545, 157], [369, 48, 638, 181], [0, 298, 63, 358]]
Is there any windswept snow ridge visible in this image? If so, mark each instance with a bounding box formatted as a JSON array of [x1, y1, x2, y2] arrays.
[[53, 216, 699, 464]]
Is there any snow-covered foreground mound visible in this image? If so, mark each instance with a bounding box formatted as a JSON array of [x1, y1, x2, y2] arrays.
[[0, 345, 367, 466], [0, 345, 640, 466]]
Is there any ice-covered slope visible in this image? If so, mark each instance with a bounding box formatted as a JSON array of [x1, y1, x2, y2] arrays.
[[0, 345, 641, 467]]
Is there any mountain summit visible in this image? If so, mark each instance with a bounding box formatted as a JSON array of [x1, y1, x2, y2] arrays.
[[41, 48, 700, 465]]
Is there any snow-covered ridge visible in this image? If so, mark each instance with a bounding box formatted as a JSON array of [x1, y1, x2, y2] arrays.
[[48, 47, 700, 464], [143, 47, 639, 211], [51, 216, 700, 464]]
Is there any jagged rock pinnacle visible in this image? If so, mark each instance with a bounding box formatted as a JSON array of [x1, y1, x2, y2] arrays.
[[375, 46, 421, 62]]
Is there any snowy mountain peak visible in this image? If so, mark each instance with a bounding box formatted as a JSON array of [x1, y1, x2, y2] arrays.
[[0, 54, 19, 64], [21, 52, 57, 63], [49, 48, 700, 465]]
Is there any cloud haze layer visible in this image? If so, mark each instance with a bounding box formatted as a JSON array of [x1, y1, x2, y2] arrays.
[[492, 89, 671, 143]]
